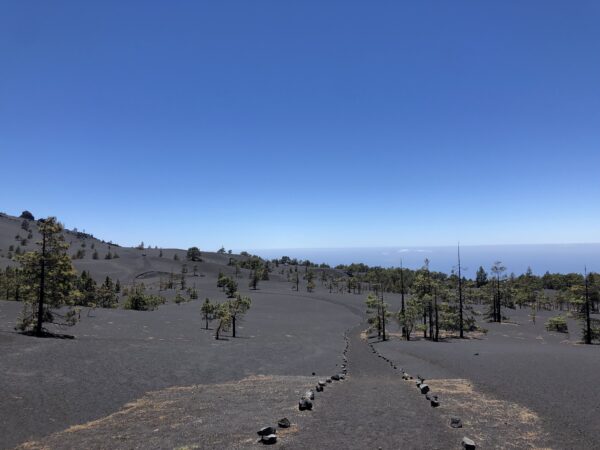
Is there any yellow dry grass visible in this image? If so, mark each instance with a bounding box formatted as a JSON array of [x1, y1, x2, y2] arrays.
[[16, 375, 314, 450], [427, 378, 551, 449]]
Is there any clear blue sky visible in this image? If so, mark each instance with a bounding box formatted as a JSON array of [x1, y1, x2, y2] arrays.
[[1, 1, 599, 250]]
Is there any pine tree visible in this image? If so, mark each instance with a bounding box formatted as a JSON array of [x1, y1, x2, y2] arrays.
[[17, 217, 78, 335], [398, 297, 421, 341], [249, 270, 260, 290], [225, 278, 238, 298], [214, 302, 231, 340], [475, 266, 488, 287], [365, 291, 390, 341], [261, 266, 269, 281], [201, 298, 215, 329], [186, 247, 202, 261], [490, 261, 506, 322], [227, 293, 251, 337]]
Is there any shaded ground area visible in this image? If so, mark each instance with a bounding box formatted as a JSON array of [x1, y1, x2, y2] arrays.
[[374, 307, 600, 449]]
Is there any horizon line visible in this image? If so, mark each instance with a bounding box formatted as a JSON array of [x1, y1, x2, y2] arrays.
[[246, 242, 600, 252]]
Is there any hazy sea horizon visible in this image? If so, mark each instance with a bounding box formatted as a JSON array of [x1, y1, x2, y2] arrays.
[[250, 244, 600, 276]]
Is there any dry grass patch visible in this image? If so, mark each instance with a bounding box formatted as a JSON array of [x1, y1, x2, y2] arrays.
[[16, 375, 315, 450], [427, 378, 551, 449]]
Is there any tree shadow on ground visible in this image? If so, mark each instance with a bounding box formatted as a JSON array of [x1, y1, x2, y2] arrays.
[[18, 330, 75, 339]]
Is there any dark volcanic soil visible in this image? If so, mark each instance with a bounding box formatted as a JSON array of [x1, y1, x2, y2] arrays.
[[374, 307, 600, 449], [285, 325, 457, 449], [0, 287, 360, 449]]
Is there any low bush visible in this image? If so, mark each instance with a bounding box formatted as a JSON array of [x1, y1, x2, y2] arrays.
[[545, 315, 568, 333]]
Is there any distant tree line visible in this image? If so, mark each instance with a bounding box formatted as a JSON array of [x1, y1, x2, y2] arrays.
[[353, 258, 599, 344]]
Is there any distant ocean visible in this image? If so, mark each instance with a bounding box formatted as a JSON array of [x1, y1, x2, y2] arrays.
[[250, 244, 600, 276]]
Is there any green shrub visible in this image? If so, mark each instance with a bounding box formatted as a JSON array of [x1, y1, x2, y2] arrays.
[[545, 315, 568, 333], [124, 285, 165, 311]]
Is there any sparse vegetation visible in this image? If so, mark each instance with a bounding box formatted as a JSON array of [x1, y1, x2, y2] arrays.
[[123, 285, 165, 311], [201, 298, 215, 329], [545, 315, 568, 333]]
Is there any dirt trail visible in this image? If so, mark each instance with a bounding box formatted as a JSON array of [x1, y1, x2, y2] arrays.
[[286, 326, 458, 449]]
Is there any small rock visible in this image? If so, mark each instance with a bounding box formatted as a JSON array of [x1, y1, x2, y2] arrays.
[[318, 380, 326, 387], [304, 390, 315, 400], [339, 374, 345, 379], [312, 372, 316, 376], [450, 417, 463, 428], [316, 384, 323, 392], [261, 434, 277, 445], [257, 426, 276, 436], [462, 437, 476, 449], [299, 398, 313, 411], [278, 418, 291, 428], [430, 396, 440, 407], [419, 384, 430, 395], [326, 377, 332, 383], [332, 374, 340, 381]]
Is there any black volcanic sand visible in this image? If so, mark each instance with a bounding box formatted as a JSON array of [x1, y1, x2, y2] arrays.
[[285, 325, 456, 449], [2, 290, 599, 449], [0, 287, 362, 449], [373, 307, 600, 449], [13, 374, 318, 449]]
